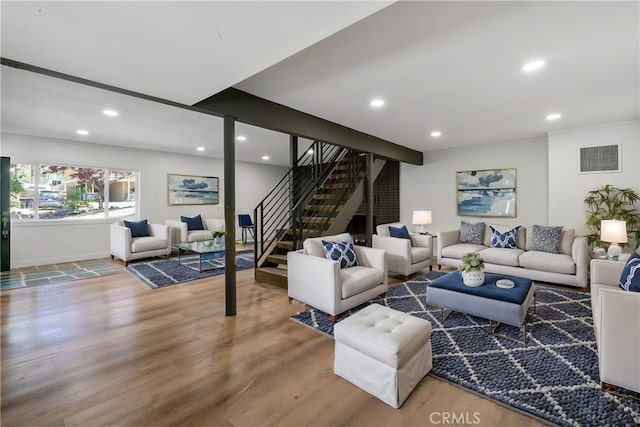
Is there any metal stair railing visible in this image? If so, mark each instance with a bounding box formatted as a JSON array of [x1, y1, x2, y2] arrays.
[[253, 141, 365, 267], [290, 151, 363, 246]]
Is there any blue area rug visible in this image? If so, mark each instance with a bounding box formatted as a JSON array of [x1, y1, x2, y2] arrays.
[[1, 259, 120, 290], [126, 252, 254, 289], [291, 271, 640, 426]]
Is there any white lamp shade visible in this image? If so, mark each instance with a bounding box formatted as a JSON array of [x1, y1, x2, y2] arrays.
[[600, 220, 628, 243], [412, 210, 432, 225]]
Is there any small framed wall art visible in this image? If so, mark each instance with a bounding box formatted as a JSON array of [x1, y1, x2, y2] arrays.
[[168, 174, 219, 205], [456, 169, 516, 217]]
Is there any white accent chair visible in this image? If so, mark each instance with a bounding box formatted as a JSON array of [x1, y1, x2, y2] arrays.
[[110, 221, 171, 267], [165, 216, 225, 244], [287, 232, 388, 322], [590, 258, 640, 395], [373, 222, 433, 280]]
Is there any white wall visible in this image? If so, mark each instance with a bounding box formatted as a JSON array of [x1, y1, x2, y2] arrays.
[[2, 133, 287, 268], [548, 120, 639, 236], [400, 138, 549, 235]]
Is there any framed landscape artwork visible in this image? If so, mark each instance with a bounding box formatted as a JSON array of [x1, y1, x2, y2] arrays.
[[168, 174, 219, 205], [456, 169, 516, 217]]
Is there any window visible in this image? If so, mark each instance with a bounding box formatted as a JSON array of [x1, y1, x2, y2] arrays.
[[108, 170, 136, 218], [9, 162, 138, 221]]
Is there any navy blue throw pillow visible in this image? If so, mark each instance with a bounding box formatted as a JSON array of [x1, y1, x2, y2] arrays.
[[181, 215, 204, 231], [123, 219, 150, 238], [619, 251, 640, 292], [322, 240, 359, 268], [389, 225, 411, 239]]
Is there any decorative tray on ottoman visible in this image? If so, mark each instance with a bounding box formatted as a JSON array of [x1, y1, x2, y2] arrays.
[[496, 279, 515, 289]]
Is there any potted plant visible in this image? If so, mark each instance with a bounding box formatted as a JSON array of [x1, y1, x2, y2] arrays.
[[212, 231, 226, 245], [458, 252, 485, 287], [584, 185, 640, 249]]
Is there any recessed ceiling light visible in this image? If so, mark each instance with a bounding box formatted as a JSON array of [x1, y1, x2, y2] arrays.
[[370, 99, 385, 107], [236, 135, 246, 141], [102, 109, 119, 117], [196, 147, 205, 151], [430, 131, 442, 137], [262, 155, 270, 160], [307, 149, 314, 155], [522, 60, 545, 72], [546, 113, 562, 121], [76, 129, 89, 135]]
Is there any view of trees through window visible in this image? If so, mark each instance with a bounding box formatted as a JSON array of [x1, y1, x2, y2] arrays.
[[10, 163, 137, 220]]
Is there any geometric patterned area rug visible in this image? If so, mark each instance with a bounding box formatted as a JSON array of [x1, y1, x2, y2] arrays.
[[0, 258, 120, 290], [126, 252, 254, 289], [291, 271, 640, 426]]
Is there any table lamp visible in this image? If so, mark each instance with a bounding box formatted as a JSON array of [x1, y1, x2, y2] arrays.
[[600, 219, 627, 260], [412, 210, 432, 235]]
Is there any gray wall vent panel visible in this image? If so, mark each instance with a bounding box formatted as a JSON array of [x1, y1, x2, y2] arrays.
[[579, 144, 620, 173]]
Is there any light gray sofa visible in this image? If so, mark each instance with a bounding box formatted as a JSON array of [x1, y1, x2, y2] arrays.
[[165, 216, 225, 245], [438, 225, 588, 289]]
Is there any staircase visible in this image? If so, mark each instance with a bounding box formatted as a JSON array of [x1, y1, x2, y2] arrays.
[[253, 142, 386, 288]]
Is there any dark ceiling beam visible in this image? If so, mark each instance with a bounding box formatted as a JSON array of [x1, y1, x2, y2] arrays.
[[194, 88, 423, 165], [1, 57, 224, 118]]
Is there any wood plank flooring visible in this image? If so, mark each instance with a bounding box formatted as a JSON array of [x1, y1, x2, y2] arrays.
[[1, 261, 542, 426]]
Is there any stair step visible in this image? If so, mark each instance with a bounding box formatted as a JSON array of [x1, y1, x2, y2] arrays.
[[306, 205, 344, 212], [313, 194, 345, 200], [301, 216, 336, 224], [255, 267, 288, 288], [322, 183, 350, 189], [283, 229, 324, 238], [277, 241, 295, 250], [266, 254, 288, 265]]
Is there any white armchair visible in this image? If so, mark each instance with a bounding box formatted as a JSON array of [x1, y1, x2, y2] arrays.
[[373, 222, 433, 280], [110, 221, 171, 266], [287, 232, 388, 322], [590, 258, 640, 395], [165, 216, 225, 244]]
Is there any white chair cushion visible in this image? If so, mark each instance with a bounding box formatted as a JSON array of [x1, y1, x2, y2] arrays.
[[376, 223, 405, 237], [334, 304, 432, 367], [441, 243, 487, 259], [479, 247, 524, 267], [304, 233, 352, 258], [131, 236, 167, 253], [341, 266, 385, 299], [411, 247, 432, 264], [519, 251, 576, 274], [558, 228, 576, 255], [188, 230, 213, 242]]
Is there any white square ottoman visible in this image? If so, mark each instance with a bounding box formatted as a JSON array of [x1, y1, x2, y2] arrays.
[[333, 303, 433, 408]]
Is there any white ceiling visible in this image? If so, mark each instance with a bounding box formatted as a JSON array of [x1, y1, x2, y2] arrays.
[[1, 1, 638, 165]]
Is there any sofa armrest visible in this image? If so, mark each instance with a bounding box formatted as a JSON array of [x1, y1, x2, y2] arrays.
[[110, 224, 132, 259], [571, 236, 588, 288], [165, 219, 188, 244], [372, 235, 411, 259], [597, 287, 640, 391], [355, 245, 387, 272], [438, 229, 460, 261], [203, 217, 225, 232], [591, 259, 625, 288], [148, 223, 169, 241], [287, 250, 342, 314], [410, 234, 432, 249]]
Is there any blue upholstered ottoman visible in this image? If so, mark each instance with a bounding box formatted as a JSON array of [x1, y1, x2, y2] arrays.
[[426, 271, 535, 344]]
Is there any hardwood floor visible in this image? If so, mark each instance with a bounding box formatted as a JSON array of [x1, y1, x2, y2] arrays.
[[1, 261, 542, 427]]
